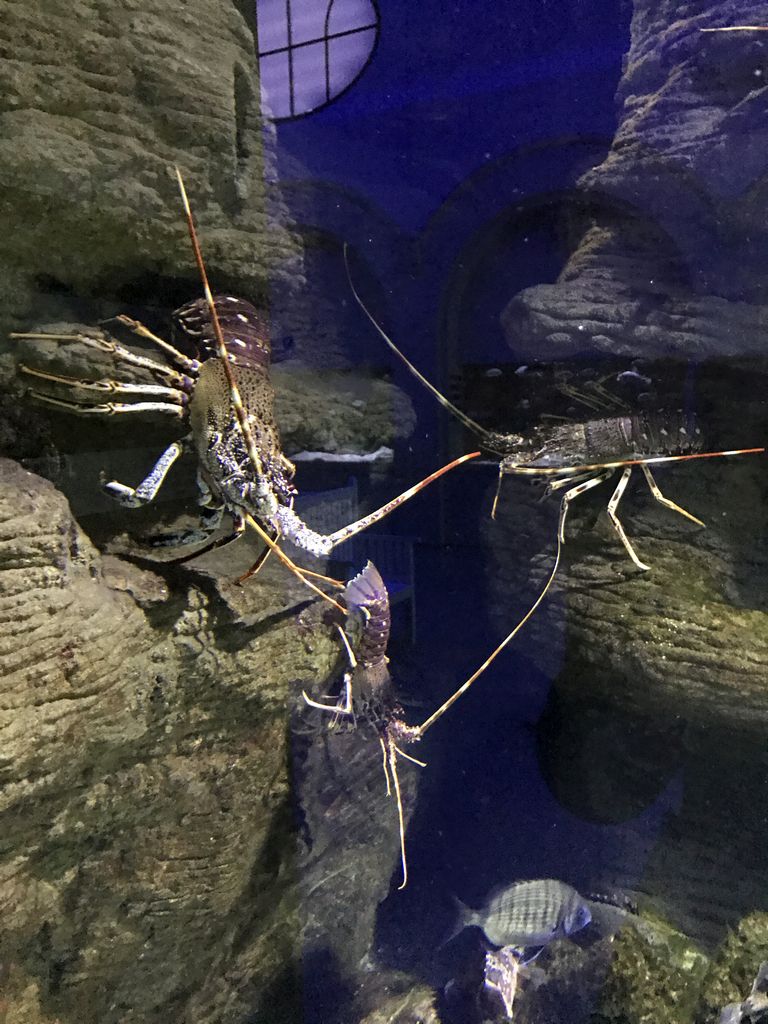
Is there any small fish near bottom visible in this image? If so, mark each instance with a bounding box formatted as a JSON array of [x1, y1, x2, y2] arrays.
[[447, 878, 647, 1020]]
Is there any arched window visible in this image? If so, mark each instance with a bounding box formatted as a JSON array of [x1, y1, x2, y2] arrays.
[[257, 0, 379, 120]]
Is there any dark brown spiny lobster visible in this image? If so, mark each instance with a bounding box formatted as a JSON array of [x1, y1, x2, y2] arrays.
[[344, 247, 765, 728], [12, 170, 478, 605]]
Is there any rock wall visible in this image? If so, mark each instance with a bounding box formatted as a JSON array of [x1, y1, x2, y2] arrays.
[[0, 0, 301, 343], [0, 458, 341, 1023], [504, 1, 768, 361], [0, 1, 420, 1021]]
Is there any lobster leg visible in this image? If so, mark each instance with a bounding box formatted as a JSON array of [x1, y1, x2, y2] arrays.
[[545, 470, 593, 495], [385, 735, 410, 890], [143, 507, 225, 551], [18, 365, 189, 407], [165, 512, 247, 564], [103, 441, 186, 507], [606, 467, 649, 571], [111, 314, 201, 374], [22, 393, 186, 417], [302, 625, 355, 713], [491, 465, 506, 519], [13, 333, 192, 388], [558, 470, 614, 544], [235, 525, 277, 585], [640, 464, 705, 527]]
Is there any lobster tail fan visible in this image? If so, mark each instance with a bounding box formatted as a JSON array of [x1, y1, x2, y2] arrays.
[[344, 561, 387, 611]]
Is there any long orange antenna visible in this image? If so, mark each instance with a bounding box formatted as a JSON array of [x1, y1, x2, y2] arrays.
[[175, 167, 345, 608], [344, 245, 495, 444], [416, 531, 563, 736], [175, 167, 266, 480], [325, 451, 480, 547]]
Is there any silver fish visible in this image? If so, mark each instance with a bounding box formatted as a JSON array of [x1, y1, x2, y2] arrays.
[[453, 878, 591, 948]]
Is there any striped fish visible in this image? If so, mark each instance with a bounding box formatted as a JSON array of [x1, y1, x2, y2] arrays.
[[453, 878, 591, 948]]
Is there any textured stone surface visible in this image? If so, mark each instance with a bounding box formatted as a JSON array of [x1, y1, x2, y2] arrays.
[[592, 919, 709, 1024], [291, 715, 421, 1018], [0, 457, 340, 1023], [483, 427, 768, 947], [504, 2, 768, 361], [699, 915, 768, 1024], [0, 0, 300, 339], [0, 0, 420, 1020]]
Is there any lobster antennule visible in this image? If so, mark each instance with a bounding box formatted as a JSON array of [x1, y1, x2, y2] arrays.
[[343, 245, 497, 447]]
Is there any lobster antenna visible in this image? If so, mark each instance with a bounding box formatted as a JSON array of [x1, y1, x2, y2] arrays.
[[506, 446, 765, 477], [416, 529, 563, 736], [175, 167, 346, 609], [325, 451, 481, 547], [388, 738, 410, 890], [343, 245, 496, 446], [174, 167, 266, 479]]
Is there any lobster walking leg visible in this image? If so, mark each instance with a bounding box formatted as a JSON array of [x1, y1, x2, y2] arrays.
[[15, 332, 193, 387], [18, 365, 188, 406], [19, 393, 186, 418], [557, 470, 614, 544], [302, 624, 355, 714], [111, 314, 201, 374], [491, 466, 506, 519], [168, 513, 247, 564], [235, 524, 279, 584], [606, 467, 649, 571], [104, 441, 186, 507], [640, 464, 705, 527]]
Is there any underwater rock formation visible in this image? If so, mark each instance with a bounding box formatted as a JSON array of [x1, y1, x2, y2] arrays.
[[700, 916, 768, 1023], [0, 0, 300, 347], [0, 456, 345, 1023], [0, 2, 420, 1017], [9, 321, 415, 472], [484, 421, 768, 949], [504, 1, 768, 360], [291, 722, 421, 1022]]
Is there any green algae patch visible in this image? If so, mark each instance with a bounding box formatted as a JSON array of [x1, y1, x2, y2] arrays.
[[593, 916, 709, 1024], [697, 913, 768, 1023]]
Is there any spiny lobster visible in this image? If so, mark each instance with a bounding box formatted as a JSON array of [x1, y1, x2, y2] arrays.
[[11, 170, 478, 606], [344, 246, 765, 728], [302, 561, 422, 889]]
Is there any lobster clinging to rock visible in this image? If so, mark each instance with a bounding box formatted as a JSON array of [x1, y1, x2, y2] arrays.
[[303, 561, 423, 889], [12, 169, 478, 597]]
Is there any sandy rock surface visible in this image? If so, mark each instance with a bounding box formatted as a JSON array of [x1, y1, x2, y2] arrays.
[[0, 457, 343, 1023]]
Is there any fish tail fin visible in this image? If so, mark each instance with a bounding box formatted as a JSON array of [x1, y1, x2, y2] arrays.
[[440, 895, 475, 948]]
